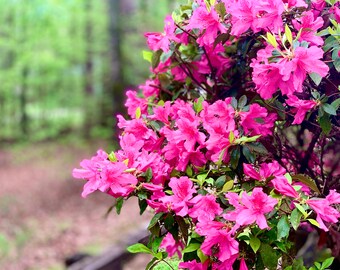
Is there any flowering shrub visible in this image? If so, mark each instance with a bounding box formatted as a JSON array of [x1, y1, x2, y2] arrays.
[[73, 0, 340, 269]]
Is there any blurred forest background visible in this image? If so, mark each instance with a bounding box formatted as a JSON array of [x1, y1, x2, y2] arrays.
[[0, 1, 183, 269], [0, 0, 181, 143]]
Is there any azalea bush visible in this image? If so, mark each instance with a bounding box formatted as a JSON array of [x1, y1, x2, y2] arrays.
[[73, 0, 340, 269]]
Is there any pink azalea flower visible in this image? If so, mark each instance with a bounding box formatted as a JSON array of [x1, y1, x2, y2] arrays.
[[201, 228, 239, 265], [135, 150, 170, 185], [282, 0, 308, 9], [195, 220, 226, 236], [166, 176, 196, 216], [139, 79, 159, 97], [179, 260, 209, 270], [72, 150, 110, 197], [160, 233, 184, 258], [311, 0, 326, 17], [117, 115, 161, 152], [125, 90, 148, 118], [252, 45, 329, 98], [224, 188, 278, 229], [186, 5, 227, 46], [240, 258, 248, 270], [292, 11, 324, 46], [271, 176, 299, 198], [116, 133, 144, 166], [331, 5, 340, 23], [148, 101, 171, 125], [228, 0, 284, 36], [306, 190, 340, 231], [189, 194, 223, 222], [144, 32, 170, 52], [243, 160, 286, 181], [239, 103, 276, 136], [286, 95, 317, 125], [73, 151, 138, 198], [104, 162, 138, 198]]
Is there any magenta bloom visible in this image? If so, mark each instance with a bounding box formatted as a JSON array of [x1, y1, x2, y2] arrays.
[[252, 45, 329, 99], [160, 233, 184, 258], [189, 194, 223, 223], [271, 176, 299, 198], [239, 103, 276, 136], [179, 260, 209, 270], [167, 176, 196, 216], [286, 95, 317, 125], [243, 160, 286, 181], [73, 150, 138, 198], [186, 5, 227, 46], [240, 258, 249, 270], [224, 188, 277, 229], [292, 11, 324, 46], [201, 229, 239, 266], [306, 190, 340, 231], [228, 0, 284, 36]]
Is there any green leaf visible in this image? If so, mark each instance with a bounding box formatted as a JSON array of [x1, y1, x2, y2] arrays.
[[318, 114, 332, 135], [214, 2, 226, 18], [242, 145, 256, 163], [197, 248, 209, 263], [285, 24, 293, 45], [246, 142, 268, 155], [143, 50, 153, 63], [222, 180, 234, 192], [215, 175, 226, 189], [290, 208, 302, 230], [148, 213, 164, 230], [292, 174, 320, 194], [197, 172, 209, 186], [332, 48, 340, 72], [152, 50, 162, 69], [151, 237, 163, 253], [115, 197, 124, 215], [146, 257, 158, 270], [266, 32, 278, 47], [238, 95, 247, 109], [138, 199, 148, 215], [194, 96, 204, 113], [135, 107, 141, 119], [183, 243, 201, 253], [228, 131, 235, 143], [294, 203, 308, 218], [291, 258, 306, 270], [108, 152, 117, 162], [309, 72, 323, 86], [277, 215, 290, 240], [186, 165, 193, 177], [250, 236, 261, 253], [141, 168, 153, 182], [127, 243, 153, 254], [307, 218, 320, 228], [260, 243, 279, 270], [331, 98, 340, 111], [322, 103, 337, 115], [321, 257, 334, 269], [230, 147, 241, 169]]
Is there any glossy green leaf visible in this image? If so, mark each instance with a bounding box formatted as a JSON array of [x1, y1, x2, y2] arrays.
[[250, 236, 261, 253], [127, 243, 153, 254], [277, 215, 290, 240]]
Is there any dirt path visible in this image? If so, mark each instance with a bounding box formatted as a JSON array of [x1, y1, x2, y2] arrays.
[[0, 140, 151, 270]]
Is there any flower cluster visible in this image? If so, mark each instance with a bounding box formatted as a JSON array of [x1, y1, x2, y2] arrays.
[[73, 0, 340, 269]]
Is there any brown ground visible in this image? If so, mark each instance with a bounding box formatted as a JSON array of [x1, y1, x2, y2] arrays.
[[0, 140, 152, 270]]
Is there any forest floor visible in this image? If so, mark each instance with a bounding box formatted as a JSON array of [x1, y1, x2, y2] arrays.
[[0, 139, 152, 270]]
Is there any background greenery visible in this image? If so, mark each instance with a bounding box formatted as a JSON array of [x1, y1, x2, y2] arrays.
[[0, 0, 181, 143]]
